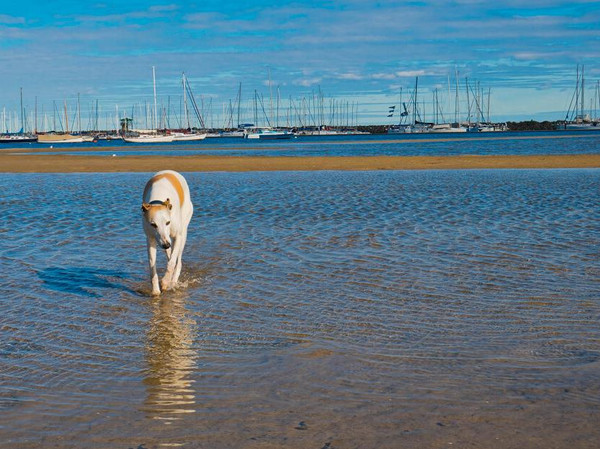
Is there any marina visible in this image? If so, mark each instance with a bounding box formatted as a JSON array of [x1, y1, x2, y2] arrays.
[[2, 2, 600, 448]]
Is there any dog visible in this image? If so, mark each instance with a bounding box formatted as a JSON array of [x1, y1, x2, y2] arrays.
[[142, 170, 193, 295]]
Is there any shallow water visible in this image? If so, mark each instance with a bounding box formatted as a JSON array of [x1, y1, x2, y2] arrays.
[[1, 169, 600, 448]]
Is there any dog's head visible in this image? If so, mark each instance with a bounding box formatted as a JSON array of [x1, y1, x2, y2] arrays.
[[142, 199, 173, 249]]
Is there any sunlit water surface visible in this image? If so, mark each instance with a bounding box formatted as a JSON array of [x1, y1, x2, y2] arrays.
[[1, 169, 599, 448]]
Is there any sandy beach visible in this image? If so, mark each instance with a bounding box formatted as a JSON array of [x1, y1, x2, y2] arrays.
[[1, 151, 600, 173]]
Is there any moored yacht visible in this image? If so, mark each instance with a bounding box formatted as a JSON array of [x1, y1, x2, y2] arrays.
[[122, 132, 174, 143], [171, 132, 207, 141], [243, 127, 293, 139], [37, 133, 93, 143]]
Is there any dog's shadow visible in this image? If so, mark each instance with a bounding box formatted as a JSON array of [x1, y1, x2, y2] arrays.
[[38, 267, 135, 298]]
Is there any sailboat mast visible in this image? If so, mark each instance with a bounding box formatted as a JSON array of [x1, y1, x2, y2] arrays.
[[64, 100, 69, 133], [413, 77, 418, 125], [237, 82, 242, 128], [454, 67, 460, 124], [575, 65, 580, 120], [77, 93, 81, 134], [35, 96, 38, 134], [276, 85, 280, 128], [465, 77, 470, 124], [20, 88, 24, 133], [183, 72, 189, 129], [153, 66, 158, 131], [487, 87, 491, 123], [581, 65, 585, 120], [268, 67, 273, 127]]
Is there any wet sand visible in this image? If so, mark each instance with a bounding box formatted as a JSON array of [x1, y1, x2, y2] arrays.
[[1, 152, 600, 173]]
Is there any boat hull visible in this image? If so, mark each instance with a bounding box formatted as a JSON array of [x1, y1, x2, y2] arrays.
[[244, 131, 293, 139], [37, 134, 89, 143], [172, 133, 207, 141], [0, 135, 38, 143], [123, 135, 174, 143], [565, 123, 600, 131]]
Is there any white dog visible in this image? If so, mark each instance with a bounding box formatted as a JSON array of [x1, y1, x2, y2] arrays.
[[142, 170, 193, 295]]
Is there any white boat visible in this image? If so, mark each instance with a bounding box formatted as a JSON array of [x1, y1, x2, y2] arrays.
[[124, 67, 175, 143], [123, 133, 174, 143], [37, 98, 95, 143], [387, 78, 433, 134], [388, 122, 432, 134], [429, 123, 467, 133], [565, 120, 600, 130], [0, 133, 38, 143], [1, 88, 39, 143], [171, 132, 207, 141], [220, 130, 245, 138], [563, 65, 600, 131], [466, 122, 508, 132], [244, 127, 293, 139], [37, 133, 92, 143]]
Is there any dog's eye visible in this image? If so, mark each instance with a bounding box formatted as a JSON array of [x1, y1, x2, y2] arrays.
[[166, 221, 171, 226], [151, 222, 158, 228]]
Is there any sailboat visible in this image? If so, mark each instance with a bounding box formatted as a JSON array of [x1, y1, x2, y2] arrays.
[[0, 133, 37, 143], [564, 65, 599, 130], [37, 98, 93, 143], [429, 72, 467, 133], [0, 89, 38, 143], [171, 73, 207, 141], [243, 71, 293, 140], [388, 78, 432, 134], [123, 67, 174, 143], [171, 132, 206, 141], [243, 127, 293, 139]]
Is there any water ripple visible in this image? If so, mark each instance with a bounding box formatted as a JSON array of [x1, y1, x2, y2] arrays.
[[1, 169, 600, 446]]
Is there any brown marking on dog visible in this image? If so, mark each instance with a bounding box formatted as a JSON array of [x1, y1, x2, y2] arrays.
[[144, 204, 168, 222], [143, 172, 185, 205]]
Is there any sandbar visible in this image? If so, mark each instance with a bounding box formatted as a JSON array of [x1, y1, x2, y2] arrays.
[[1, 153, 600, 173]]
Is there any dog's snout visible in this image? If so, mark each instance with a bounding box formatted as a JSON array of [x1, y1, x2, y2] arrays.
[[162, 242, 171, 250]]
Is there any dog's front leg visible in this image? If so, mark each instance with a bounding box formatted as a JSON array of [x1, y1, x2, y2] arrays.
[[147, 239, 161, 295], [161, 236, 181, 290]]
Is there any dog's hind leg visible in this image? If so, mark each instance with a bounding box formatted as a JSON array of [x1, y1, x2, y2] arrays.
[[147, 239, 161, 295]]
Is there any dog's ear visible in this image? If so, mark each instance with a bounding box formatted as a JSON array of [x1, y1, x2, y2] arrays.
[[141, 203, 151, 212], [164, 198, 172, 210]]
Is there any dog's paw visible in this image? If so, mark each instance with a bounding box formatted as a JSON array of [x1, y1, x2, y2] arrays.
[[151, 288, 161, 296]]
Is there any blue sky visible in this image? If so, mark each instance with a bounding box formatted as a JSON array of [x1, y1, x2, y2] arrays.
[[1, 0, 599, 129]]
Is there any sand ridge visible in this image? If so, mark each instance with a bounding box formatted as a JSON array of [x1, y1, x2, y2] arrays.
[[1, 152, 599, 173]]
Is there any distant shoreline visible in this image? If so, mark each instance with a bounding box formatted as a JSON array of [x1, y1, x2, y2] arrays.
[[1, 153, 599, 173]]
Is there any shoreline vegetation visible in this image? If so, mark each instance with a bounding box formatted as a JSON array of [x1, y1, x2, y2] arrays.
[[355, 121, 566, 134], [1, 153, 599, 173]]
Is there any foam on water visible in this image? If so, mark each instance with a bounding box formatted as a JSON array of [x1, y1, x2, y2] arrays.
[[1, 169, 600, 448]]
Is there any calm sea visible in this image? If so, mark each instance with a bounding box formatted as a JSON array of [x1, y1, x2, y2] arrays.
[[1, 167, 600, 447], [3, 130, 600, 157]]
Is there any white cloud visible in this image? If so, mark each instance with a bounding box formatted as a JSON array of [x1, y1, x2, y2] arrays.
[[371, 73, 395, 80], [294, 77, 322, 87], [395, 70, 427, 78], [0, 14, 25, 25], [338, 73, 364, 80]]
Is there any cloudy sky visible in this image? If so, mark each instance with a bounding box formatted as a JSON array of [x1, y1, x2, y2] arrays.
[[1, 0, 599, 128]]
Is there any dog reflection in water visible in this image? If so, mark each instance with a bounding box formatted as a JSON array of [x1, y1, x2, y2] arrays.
[[142, 170, 193, 295], [143, 295, 197, 421]]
